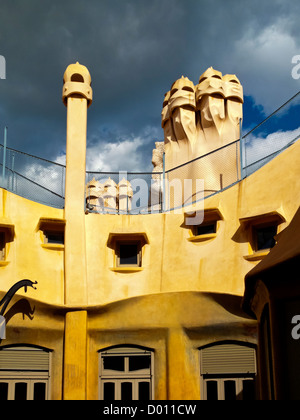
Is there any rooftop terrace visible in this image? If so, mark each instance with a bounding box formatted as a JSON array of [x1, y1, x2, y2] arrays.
[[1, 91, 300, 212]]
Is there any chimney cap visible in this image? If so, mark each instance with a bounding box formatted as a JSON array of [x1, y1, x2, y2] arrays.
[[62, 62, 93, 107]]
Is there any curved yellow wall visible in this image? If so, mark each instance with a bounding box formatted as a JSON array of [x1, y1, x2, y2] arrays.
[[1, 125, 300, 399]]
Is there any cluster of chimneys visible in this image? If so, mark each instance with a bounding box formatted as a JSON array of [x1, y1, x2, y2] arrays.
[[86, 177, 133, 213]]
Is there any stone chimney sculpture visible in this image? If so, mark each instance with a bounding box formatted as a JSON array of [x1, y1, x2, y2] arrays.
[[157, 67, 243, 203]]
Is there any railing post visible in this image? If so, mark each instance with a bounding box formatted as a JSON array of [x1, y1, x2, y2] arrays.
[[239, 119, 243, 180], [162, 151, 166, 212], [2, 126, 7, 188]]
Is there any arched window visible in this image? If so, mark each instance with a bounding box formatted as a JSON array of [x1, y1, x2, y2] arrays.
[[0, 345, 51, 400], [199, 342, 257, 401], [98, 346, 154, 401], [71, 73, 84, 83]]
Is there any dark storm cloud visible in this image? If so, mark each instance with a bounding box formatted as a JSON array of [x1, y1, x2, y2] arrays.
[[0, 0, 188, 161], [0, 0, 299, 169]]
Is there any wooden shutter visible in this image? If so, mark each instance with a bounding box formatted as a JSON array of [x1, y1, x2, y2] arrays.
[[200, 344, 256, 375], [0, 347, 50, 373]]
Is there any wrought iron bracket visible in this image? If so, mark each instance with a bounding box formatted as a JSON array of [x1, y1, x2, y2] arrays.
[[0, 279, 38, 316]]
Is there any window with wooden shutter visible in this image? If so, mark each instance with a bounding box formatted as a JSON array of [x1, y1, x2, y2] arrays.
[[200, 342, 257, 401], [0, 346, 51, 400]]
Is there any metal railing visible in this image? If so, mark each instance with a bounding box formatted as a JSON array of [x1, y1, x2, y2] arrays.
[[0, 144, 65, 208], [241, 90, 300, 178], [0, 90, 299, 211]]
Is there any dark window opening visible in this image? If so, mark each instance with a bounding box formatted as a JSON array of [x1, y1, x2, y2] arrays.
[[103, 382, 115, 400], [242, 379, 255, 401], [33, 383, 46, 401], [71, 73, 84, 83], [254, 225, 277, 251], [0, 232, 5, 260], [224, 380, 236, 401], [206, 380, 218, 401], [139, 382, 150, 400], [103, 356, 125, 372], [118, 243, 140, 266], [129, 355, 151, 371], [121, 382, 132, 401], [195, 222, 217, 236], [15, 382, 27, 401], [45, 231, 64, 245], [0, 383, 8, 400]]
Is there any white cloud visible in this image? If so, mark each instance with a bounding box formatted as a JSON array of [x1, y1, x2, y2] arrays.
[[86, 137, 146, 172], [243, 126, 300, 169], [51, 133, 155, 173]]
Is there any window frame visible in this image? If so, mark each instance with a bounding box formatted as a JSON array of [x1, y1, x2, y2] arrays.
[[199, 342, 257, 401], [186, 208, 223, 243], [0, 224, 14, 265], [107, 232, 149, 272], [240, 211, 285, 262], [43, 230, 65, 246], [0, 377, 49, 400], [202, 375, 256, 401], [192, 221, 217, 237], [0, 346, 51, 401], [98, 346, 154, 401], [38, 217, 65, 250], [252, 222, 277, 252]]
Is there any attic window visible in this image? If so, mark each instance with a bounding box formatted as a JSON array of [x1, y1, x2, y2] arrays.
[[0, 223, 14, 264], [117, 242, 141, 267], [44, 231, 64, 245], [38, 218, 65, 250], [253, 224, 277, 252], [71, 73, 84, 83], [107, 232, 148, 272], [186, 208, 223, 242], [194, 222, 217, 237], [239, 211, 285, 261]]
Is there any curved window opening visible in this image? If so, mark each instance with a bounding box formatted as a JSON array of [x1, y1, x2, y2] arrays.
[[71, 73, 84, 83]]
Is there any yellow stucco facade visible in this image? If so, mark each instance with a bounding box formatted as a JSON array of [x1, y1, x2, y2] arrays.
[[0, 63, 299, 400]]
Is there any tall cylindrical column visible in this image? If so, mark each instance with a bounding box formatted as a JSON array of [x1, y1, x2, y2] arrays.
[[62, 63, 92, 400], [62, 62, 92, 306]]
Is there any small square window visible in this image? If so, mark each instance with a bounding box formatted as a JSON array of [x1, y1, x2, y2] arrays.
[[116, 242, 141, 267], [254, 225, 277, 251], [44, 231, 64, 245]]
